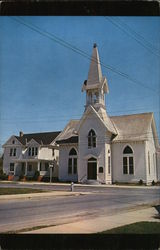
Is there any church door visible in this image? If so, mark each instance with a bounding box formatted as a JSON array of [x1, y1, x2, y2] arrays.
[[87, 158, 97, 180]]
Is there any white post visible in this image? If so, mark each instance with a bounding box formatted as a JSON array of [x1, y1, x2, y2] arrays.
[[37, 161, 40, 172]]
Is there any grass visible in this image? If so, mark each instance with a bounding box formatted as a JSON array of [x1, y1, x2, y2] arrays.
[[0, 187, 46, 195], [100, 221, 160, 234]]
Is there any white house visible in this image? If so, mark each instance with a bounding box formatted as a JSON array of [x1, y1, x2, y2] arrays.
[[56, 44, 160, 185], [3, 131, 61, 180]]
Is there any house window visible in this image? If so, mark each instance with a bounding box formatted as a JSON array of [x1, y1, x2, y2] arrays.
[[28, 147, 38, 156], [12, 140, 15, 144], [10, 148, 13, 156], [68, 148, 77, 175], [28, 147, 31, 156], [123, 146, 134, 175], [10, 148, 16, 157], [99, 167, 103, 173], [32, 147, 35, 156], [148, 152, 150, 175], [88, 129, 96, 148], [35, 147, 38, 156], [10, 163, 14, 172], [13, 148, 16, 156]]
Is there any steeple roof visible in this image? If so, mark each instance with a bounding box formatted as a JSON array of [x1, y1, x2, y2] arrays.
[[82, 44, 108, 93], [87, 43, 103, 86]]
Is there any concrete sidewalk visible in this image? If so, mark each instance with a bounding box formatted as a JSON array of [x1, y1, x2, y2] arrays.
[[0, 191, 90, 201], [25, 206, 160, 234], [1, 180, 160, 189]]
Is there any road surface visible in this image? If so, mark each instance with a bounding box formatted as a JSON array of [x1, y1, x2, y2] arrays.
[[0, 183, 159, 233]]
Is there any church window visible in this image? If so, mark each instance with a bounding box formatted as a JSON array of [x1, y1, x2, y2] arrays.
[[123, 146, 133, 154], [108, 156, 111, 174], [99, 166, 103, 173], [88, 129, 96, 148], [68, 148, 77, 175], [123, 146, 134, 175]]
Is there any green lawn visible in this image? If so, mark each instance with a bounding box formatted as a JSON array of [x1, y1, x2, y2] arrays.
[[0, 187, 46, 195], [100, 221, 160, 234]]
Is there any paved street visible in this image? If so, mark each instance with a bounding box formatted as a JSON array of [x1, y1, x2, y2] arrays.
[[0, 182, 159, 233]]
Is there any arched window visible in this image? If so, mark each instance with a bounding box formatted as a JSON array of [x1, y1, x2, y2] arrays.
[[68, 148, 77, 175], [69, 148, 77, 155], [123, 146, 133, 154], [123, 146, 134, 175], [88, 129, 96, 148]]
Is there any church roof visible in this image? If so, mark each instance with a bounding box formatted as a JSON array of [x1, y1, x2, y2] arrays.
[[56, 120, 79, 144], [56, 112, 159, 145], [110, 112, 154, 142], [15, 131, 61, 145]]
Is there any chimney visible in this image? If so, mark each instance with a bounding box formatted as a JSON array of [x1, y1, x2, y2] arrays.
[[19, 131, 23, 137]]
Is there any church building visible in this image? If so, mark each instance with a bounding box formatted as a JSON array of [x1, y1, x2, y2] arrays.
[[56, 44, 160, 184]]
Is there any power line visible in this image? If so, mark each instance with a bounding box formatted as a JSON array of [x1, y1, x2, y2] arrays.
[[9, 16, 158, 94], [116, 17, 160, 54], [105, 16, 160, 58]]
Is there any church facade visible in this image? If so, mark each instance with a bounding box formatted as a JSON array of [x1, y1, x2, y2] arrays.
[[57, 44, 160, 185]]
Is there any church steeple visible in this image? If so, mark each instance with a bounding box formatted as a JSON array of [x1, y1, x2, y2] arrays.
[[82, 44, 109, 111]]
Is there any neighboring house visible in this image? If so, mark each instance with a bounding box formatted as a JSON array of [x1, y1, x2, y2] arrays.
[[56, 44, 160, 185], [3, 131, 61, 180]]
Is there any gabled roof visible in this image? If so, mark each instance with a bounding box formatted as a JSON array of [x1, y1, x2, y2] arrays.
[[110, 112, 156, 142], [15, 131, 61, 145], [77, 105, 117, 135], [56, 120, 79, 144]]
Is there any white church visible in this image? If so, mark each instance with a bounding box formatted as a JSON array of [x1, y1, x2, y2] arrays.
[[56, 44, 160, 184], [3, 44, 160, 184]]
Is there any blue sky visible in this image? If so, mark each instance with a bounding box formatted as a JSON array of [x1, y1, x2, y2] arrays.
[[0, 16, 160, 154]]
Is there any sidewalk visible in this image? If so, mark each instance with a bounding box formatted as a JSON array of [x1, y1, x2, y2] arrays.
[[25, 206, 160, 234], [1, 180, 160, 189], [0, 191, 91, 201]]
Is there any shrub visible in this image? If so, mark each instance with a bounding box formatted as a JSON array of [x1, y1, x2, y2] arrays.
[[33, 171, 40, 181], [152, 180, 156, 186], [139, 179, 143, 185], [0, 173, 8, 180]]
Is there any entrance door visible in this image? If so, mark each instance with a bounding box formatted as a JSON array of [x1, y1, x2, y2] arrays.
[[87, 158, 97, 180]]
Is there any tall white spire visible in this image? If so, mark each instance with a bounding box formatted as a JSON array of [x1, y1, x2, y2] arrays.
[[82, 44, 109, 110], [87, 43, 103, 86]]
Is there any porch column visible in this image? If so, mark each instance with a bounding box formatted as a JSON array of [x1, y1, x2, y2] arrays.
[[37, 161, 40, 172], [25, 162, 28, 176]]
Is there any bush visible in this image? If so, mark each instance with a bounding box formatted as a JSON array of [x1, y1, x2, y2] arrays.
[[33, 171, 40, 181], [139, 179, 143, 185], [0, 169, 8, 180], [152, 180, 156, 186], [0, 173, 8, 180]]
